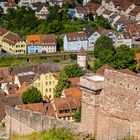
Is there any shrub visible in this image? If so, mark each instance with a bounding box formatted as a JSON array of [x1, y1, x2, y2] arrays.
[[21, 87, 42, 104]]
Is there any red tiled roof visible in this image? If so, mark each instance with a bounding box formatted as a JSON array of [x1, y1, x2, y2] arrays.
[[18, 103, 45, 113], [64, 87, 82, 99], [123, 31, 131, 39], [96, 64, 115, 75], [78, 47, 85, 56], [119, 69, 137, 76], [17, 102, 56, 118], [0, 28, 8, 36], [128, 23, 140, 33], [7, 84, 18, 94], [2, 32, 21, 45], [27, 34, 56, 45], [68, 77, 80, 85], [4, 0, 16, 7], [103, 9, 112, 15], [66, 32, 88, 41], [76, 3, 99, 16], [54, 97, 80, 118], [129, 6, 140, 17], [135, 53, 140, 60]]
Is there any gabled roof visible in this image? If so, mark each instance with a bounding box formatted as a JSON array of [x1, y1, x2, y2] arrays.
[[64, 87, 82, 99], [36, 3, 48, 13], [129, 6, 140, 17], [2, 32, 22, 45], [96, 64, 115, 75], [66, 32, 88, 42], [123, 31, 131, 39], [17, 102, 56, 118], [18, 73, 36, 85], [4, 0, 16, 7], [127, 23, 140, 34], [0, 95, 22, 122], [102, 9, 112, 15], [0, 28, 8, 36], [10, 64, 60, 76], [0, 67, 14, 84], [54, 97, 80, 118], [27, 34, 56, 45]]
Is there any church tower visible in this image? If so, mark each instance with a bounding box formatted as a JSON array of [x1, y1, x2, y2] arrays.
[[77, 47, 86, 68]]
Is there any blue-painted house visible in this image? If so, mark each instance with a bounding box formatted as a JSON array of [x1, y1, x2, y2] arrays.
[[27, 35, 42, 54]]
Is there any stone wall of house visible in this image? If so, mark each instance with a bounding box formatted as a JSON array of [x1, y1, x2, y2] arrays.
[[0, 128, 7, 139], [5, 106, 82, 135], [96, 70, 140, 140]]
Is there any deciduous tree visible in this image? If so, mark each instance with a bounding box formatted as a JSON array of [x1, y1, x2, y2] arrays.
[[22, 87, 42, 104]]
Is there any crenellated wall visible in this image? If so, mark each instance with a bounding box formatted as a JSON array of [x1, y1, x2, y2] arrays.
[[97, 70, 140, 140], [5, 106, 81, 135]]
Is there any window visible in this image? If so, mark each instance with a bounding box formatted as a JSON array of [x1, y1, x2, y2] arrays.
[[49, 88, 51, 92], [49, 95, 51, 99], [46, 76, 48, 80], [46, 82, 48, 85], [16, 45, 20, 48], [46, 89, 48, 93], [21, 45, 25, 48], [49, 81, 51, 85]]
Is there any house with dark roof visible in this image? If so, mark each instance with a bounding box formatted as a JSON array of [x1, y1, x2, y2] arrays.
[[53, 97, 80, 122], [35, 3, 49, 19], [128, 6, 140, 21], [13, 64, 60, 100], [73, 2, 102, 19], [0, 94, 22, 124], [0, 30, 27, 55], [64, 26, 101, 52]]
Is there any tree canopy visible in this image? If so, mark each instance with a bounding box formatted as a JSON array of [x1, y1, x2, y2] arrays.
[[22, 87, 42, 104], [63, 64, 84, 78], [54, 64, 84, 97], [111, 45, 135, 70], [94, 35, 115, 60], [93, 40, 135, 71]]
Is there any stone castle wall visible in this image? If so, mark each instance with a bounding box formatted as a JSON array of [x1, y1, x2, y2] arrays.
[[6, 106, 81, 135], [5, 69, 140, 139], [97, 70, 140, 140]]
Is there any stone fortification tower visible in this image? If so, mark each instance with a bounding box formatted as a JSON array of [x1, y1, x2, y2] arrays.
[[79, 74, 104, 136], [77, 47, 86, 68]]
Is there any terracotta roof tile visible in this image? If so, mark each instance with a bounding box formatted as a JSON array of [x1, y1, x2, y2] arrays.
[[68, 77, 80, 85], [66, 32, 88, 41], [129, 6, 140, 17], [96, 64, 115, 75], [64, 87, 82, 99], [2, 32, 21, 45], [27, 34, 56, 45], [0, 28, 8, 36], [119, 69, 137, 76], [78, 47, 85, 56], [7, 84, 18, 94], [17, 102, 56, 118], [135, 53, 140, 60], [54, 97, 80, 118]]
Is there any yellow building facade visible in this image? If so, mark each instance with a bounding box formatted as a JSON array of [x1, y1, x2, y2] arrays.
[[33, 72, 58, 100], [1, 40, 27, 54]]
